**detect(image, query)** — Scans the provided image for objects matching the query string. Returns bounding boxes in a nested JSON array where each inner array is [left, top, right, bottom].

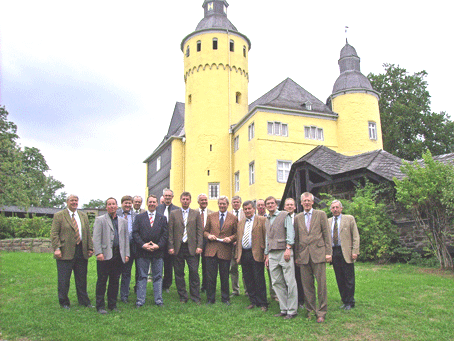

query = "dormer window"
[[302, 101, 312, 110], [207, 2, 214, 11]]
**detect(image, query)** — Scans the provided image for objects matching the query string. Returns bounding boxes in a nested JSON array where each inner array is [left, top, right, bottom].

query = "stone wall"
[[0, 238, 53, 253]]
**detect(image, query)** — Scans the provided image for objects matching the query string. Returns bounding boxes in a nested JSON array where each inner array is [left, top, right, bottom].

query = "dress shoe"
[[121, 298, 128, 304], [156, 303, 164, 307], [316, 316, 325, 323], [110, 307, 120, 312], [274, 312, 287, 317], [283, 313, 298, 320], [61, 305, 70, 310], [260, 306, 268, 312], [224, 301, 231, 306], [136, 304, 143, 309], [344, 304, 352, 311], [206, 301, 215, 305], [98, 309, 107, 315], [180, 299, 188, 303], [246, 304, 255, 309], [230, 293, 240, 297], [84, 304, 95, 308]]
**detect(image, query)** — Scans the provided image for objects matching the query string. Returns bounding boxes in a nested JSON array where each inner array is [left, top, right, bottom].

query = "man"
[[133, 195, 146, 214], [294, 192, 332, 323], [235, 201, 267, 312], [284, 198, 304, 309], [230, 195, 246, 297], [156, 188, 180, 292], [328, 200, 360, 311], [93, 198, 130, 314], [133, 195, 168, 307], [264, 196, 298, 319], [256, 199, 267, 217], [197, 193, 213, 293], [117, 195, 137, 303], [168, 192, 203, 303], [204, 196, 237, 305], [51, 194, 93, 310]]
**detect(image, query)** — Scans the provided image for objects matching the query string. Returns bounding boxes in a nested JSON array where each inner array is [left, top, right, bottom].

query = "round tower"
[[181, 0, 251, 202], [330, 42, 383, 155]]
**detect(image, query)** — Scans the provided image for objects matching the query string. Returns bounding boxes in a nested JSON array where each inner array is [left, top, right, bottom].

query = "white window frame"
[[233, 135, 239, 152], [156, 156, 161, 171], [369, 121, 377, 140], [277, 160, 291, 183], [208, 183, 220, 200], [304, 126, 324, 141], [249, 162, 255, 185], [248, 122, 255, 140], [267, 121, 288, 137], [234, 171, 240, 192]]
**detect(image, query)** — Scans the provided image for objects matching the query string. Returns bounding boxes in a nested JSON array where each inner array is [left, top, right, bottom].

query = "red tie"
[[149, 214, 154, 227]]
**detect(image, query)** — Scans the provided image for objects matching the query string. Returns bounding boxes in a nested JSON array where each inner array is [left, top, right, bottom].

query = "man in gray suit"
[[294, 192, 332, 323], [168, 192, 203, 303], [93, 197, 130, 314]]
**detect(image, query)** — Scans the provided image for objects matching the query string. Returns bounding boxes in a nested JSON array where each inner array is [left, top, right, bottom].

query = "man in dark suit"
[[117, 195, 137, 303], [51, 194, 93, 310], [328, 200, 360, 311], [93, 197, 130, 314], [133, 195, 168, 307], [235, 201, 267, 311], [294, 192, 332, 323], [204, 196, 237, 305], [168, 192, 203, 303], [156, 188, 180, 292], [198, 193, 213, 293], [230, 196, 246, 297]]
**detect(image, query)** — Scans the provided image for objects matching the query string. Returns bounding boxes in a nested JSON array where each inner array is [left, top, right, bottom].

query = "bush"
[[0, 215, 53, 239]]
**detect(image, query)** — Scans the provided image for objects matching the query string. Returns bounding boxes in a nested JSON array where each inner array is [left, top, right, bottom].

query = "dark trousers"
[[294, 262, 305, 305], [200, 239, 208, 291], [56, 243, 90, 307], [240, 249, 267, 307], [162, 250, 174, 290], [332, 246, 355, 306], [120, 240, 137, 300], [206, 256, 230, 303], [96, 254, 123, 310], [174, 243, 200, 302]]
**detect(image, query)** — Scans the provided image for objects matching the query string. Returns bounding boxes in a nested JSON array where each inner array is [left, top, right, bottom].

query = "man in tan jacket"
[[328, 200, 360, 311]]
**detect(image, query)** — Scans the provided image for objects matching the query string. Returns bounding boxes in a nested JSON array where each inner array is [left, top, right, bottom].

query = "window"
[[208, 183, 220, 200], [188, 94, 192, 104], [156, 156, 161, 171], [277, 160, 291, 183], [249, 162, 255, 185], [197, 40, 201, 52], [233, 135, 239, 152], [304, 126, 324, 141], [369, 122, 377, 140], [234, 171, 240, 192], [267, 121, 288, 137], [243, 46, 246, 57], [213, 38, 218, 50], [248, 122, 255, 140], [207, 2, 213, 11], [302, 101, 312, 110], [186, 45, 190, 57], [236, 92, 241, 104], [230, 39, 234, 52]]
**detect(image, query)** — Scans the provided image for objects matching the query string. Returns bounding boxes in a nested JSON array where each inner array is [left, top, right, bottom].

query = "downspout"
[[227, 29, 233, 200]]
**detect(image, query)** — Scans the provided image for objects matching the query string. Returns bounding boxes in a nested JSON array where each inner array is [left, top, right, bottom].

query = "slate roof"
[[249, 78, 335, 115], [293, 145, 406, 181], [0, 206, 62, 215]]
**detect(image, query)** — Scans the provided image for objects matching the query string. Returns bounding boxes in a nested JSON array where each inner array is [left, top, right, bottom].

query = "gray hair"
[[218, 195, 229, 205], [300, 192, 314, 201], [330, 199, 343, 208]]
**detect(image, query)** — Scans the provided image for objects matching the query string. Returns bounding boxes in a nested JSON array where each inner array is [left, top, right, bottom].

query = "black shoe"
[[223, 301, 231, 306], [110, 307, 120, 312], [61, 305, 70, 310], [156, 303, 164, 307], [283, 313, 298, 320], [344, 304, 352, 311], [180, 299, 188, 303], [274, 312, 287, 317], [98, 309, 107, 314], [206, 301, 215, 305]]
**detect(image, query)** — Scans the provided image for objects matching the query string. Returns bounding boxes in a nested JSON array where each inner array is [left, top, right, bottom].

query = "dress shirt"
[[148, 210, 156, 223], [264, 210, 294, 254], [242, 215, 254, 249], [67, 208, 82, 240], [121, 210, 133, 237], [199, 208, 207, 227]]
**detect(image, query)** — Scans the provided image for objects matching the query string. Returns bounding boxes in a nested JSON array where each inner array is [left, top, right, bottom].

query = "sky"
[[0, 0, 452, 207]]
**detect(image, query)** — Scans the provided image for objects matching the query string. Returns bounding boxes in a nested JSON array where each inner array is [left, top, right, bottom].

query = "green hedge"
[[0, 215, 53, 239]]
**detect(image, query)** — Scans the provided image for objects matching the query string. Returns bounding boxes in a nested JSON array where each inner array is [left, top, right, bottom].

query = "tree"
[[82, 199, 106, 209], [394, 150, 454, 270], [368, 64, 454, 160], [0, 106, 66, 208]]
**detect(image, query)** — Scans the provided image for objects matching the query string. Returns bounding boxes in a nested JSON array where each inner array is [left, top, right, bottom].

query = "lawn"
[[0, 252, 453, 341]]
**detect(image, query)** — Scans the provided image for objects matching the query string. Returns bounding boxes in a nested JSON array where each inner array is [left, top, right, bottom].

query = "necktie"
[[305, 212, 311, 232], [235, 210, 239, 217], [333, 217, 339, 246], [124, 213, 128, 220], [220, 213, 224, 230], [72, 213, 81, 244], [149, 213, 154, 227], [242, 219, 252, 249], [201, 209, 205, 227], [182, 210, 188, 243]]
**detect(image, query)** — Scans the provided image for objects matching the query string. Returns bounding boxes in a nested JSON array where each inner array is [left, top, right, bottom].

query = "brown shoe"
[[261, 306, 268, 312], [316, 317, 325, 323], [274, 312, 287, 317], [246, 304, 255, 309], [283, 313, 298, 320]]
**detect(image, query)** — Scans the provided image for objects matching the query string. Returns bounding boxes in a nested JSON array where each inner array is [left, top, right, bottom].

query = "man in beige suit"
[[198, 193, 213, 293], [328, 200, 360, 310], [168, 192, 203, 303], [235, 201, 267, 311], [294, 192, 332, 323], [51, 194, 93, 310]]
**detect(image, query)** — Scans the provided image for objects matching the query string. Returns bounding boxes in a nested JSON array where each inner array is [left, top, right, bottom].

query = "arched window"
[[197, 40, 201, 52], [230, 39, 234, 52]]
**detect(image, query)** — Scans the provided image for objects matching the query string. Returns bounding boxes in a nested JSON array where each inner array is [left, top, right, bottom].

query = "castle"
[[144, 0, 383, 208]]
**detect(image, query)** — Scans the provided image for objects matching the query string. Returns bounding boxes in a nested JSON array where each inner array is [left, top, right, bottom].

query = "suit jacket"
[[93, 213, 130, 263], [156, 203, 180, 222], [132, 211, 168, 259], [51, 209, 93, 260], [168, 208, 203, 256], [203, 211, 237, 260], [328, 215, 360, 263], [230, 208, 246, 222], [294, 209, 332, 265], [199, 208, 214, 228], [235, 215, 266, 263]]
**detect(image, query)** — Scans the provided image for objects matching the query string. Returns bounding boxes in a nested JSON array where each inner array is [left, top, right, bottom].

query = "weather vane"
[[345, 26, 349, 43]]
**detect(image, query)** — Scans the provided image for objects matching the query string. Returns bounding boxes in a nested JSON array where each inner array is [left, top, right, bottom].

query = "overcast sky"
[[1, 0, 452, 206]]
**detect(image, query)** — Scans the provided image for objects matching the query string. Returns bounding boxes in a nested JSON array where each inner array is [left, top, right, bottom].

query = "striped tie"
[[182, 210, 188, 243], [242, 219, 252, 249], [333, 217, 339, 245], [72, 213, 81, 245], [149, 213, 154, 227]]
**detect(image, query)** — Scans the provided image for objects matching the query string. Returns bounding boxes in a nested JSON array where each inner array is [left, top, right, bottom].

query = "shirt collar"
[[67, 208, 77, 216], [305, 209, 313, 215]]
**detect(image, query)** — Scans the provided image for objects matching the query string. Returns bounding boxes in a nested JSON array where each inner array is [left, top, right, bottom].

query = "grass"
[[1, 252, 453, 341]]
